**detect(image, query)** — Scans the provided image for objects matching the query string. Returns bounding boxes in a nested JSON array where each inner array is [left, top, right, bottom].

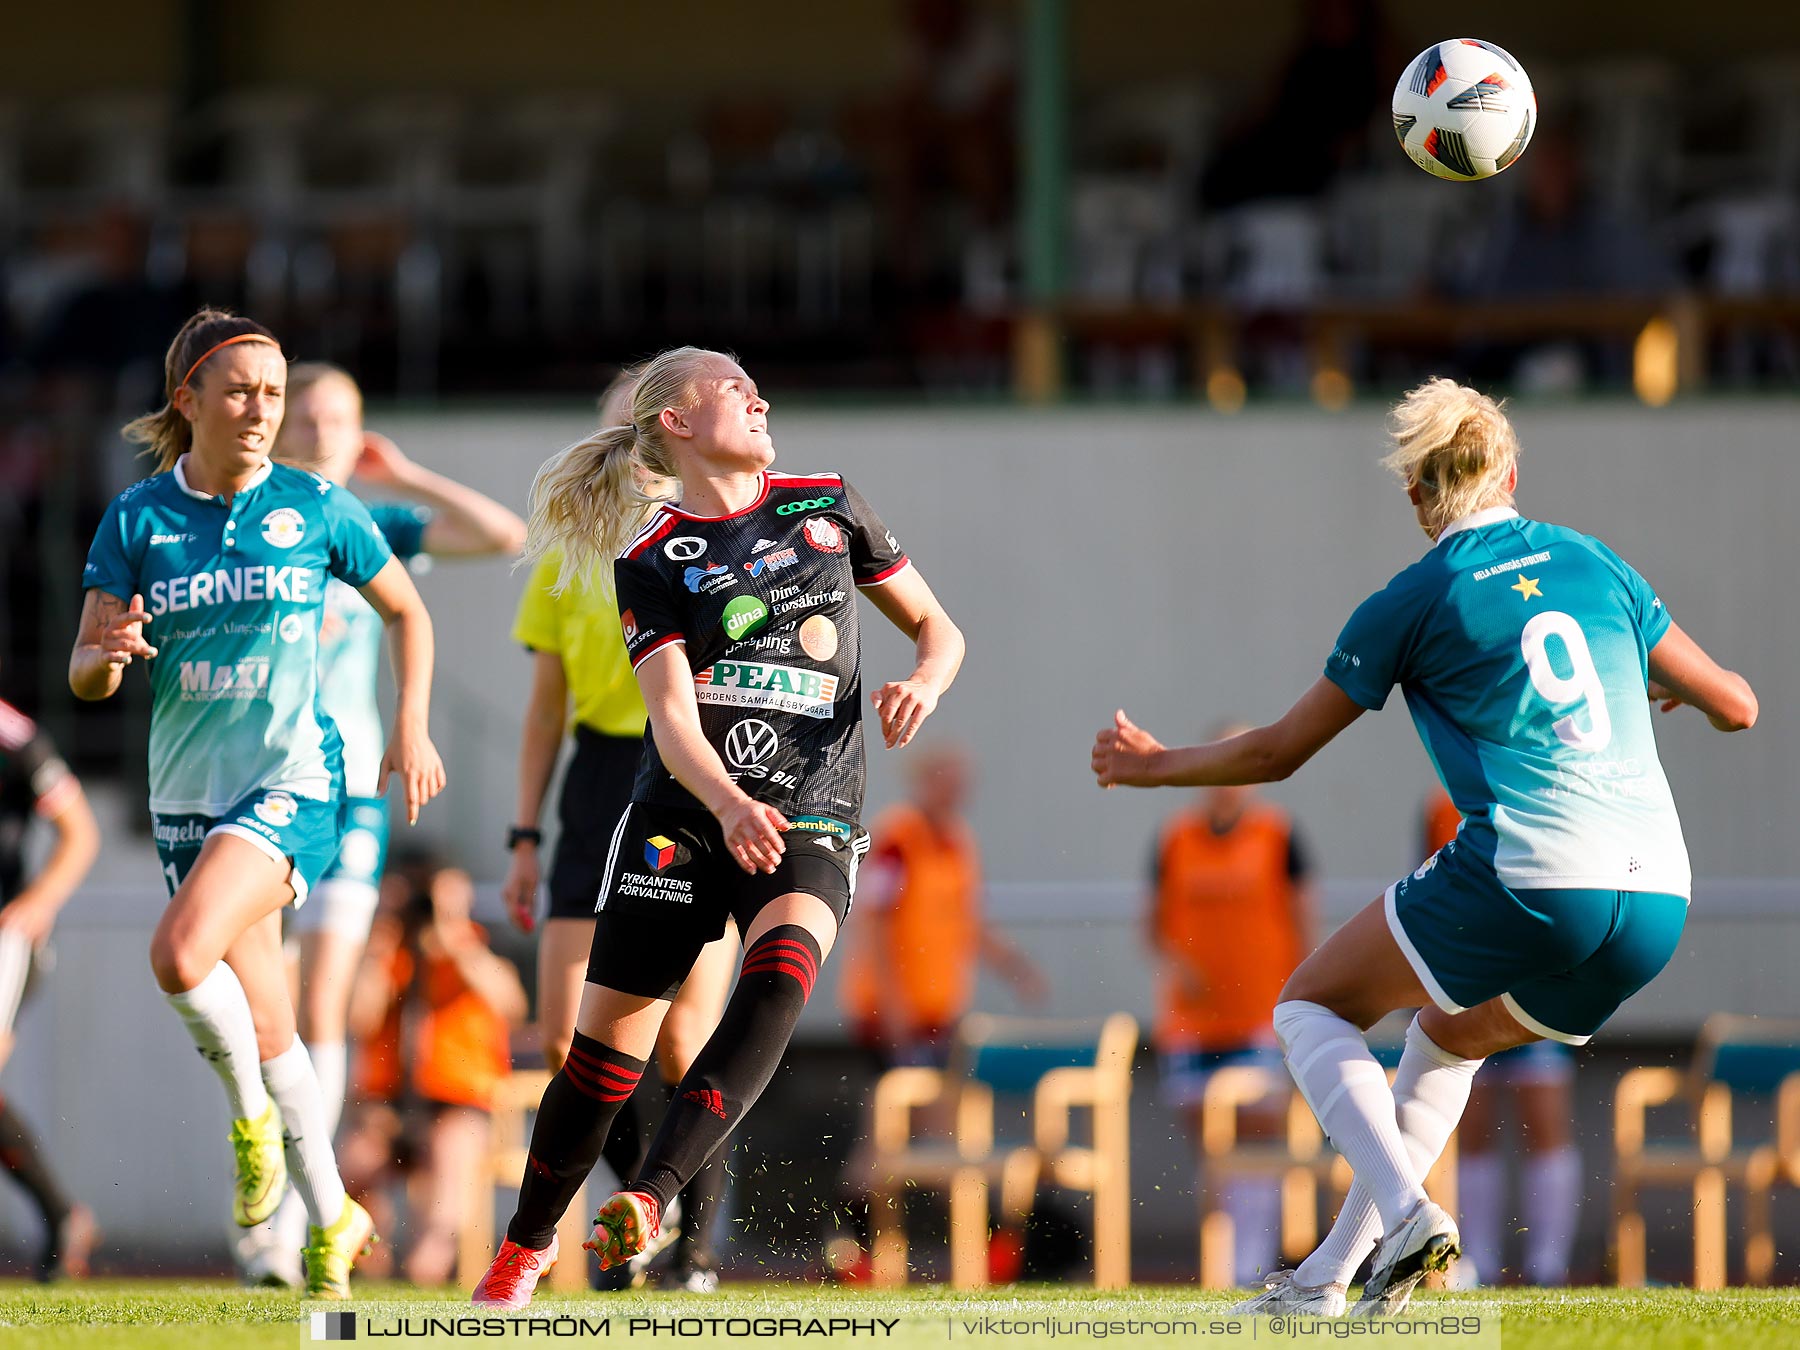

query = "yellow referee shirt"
[[511, 556, 648, 738]]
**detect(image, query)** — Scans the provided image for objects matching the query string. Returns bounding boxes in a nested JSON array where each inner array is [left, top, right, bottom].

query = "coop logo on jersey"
[[722, 595, 770, 642], [278, 613, 306, 644], [684, 563, 738, 596], [664, 536, 707, 561], [177, 657, 270, 702], [776, 496, 835, 517], [252, 791, 298, 830], [260, 508, 306, 549], [802, 517, 846, 554], [692, 661, 838, 719], [744, 547, 798, 578]]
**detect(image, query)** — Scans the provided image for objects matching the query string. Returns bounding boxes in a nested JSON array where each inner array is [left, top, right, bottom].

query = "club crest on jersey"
[[802, 517, 846, 554], [684, 562, 738, 595], [261, 508, 306, 548], [252, 791, 298, 830], [664, 536, 707, 562]]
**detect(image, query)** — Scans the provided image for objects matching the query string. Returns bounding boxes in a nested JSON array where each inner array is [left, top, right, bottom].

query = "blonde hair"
[[523, 346, 732, 594], [122, 308, 281, 473], [1381, 378, 1519, 534], [286, 361, 361, 410]]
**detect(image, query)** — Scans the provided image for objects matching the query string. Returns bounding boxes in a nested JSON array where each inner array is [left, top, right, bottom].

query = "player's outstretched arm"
[[1092, 677, 1365, 789], [635, 645, 790, 876], [360, 556, 447, 823], [69, 589, 157, 702], [356, 431, 527, 557], [1647, 621, 1758, 732], [863, 566, 964, 749]]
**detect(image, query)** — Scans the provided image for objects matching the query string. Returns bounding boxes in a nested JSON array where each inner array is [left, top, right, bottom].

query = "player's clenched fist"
[[1091, 709, 1166, 788]]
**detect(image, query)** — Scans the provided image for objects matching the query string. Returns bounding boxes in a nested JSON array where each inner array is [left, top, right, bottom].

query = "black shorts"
[[548, 727, 643, 921], [586, 802, 869, 999]]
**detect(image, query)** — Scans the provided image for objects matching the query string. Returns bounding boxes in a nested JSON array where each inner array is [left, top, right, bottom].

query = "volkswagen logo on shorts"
[[664, 536, 707, 561], [725, 719, 779, 769]]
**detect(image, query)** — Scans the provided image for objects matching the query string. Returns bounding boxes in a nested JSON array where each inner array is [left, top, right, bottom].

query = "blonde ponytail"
[[1381, 378, 1519, 534], [521, 345, 732, 595], [123, 308, 281, 473]]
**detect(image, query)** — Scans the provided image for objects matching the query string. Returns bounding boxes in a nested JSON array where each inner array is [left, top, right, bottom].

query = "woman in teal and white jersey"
[[69, 309, 447, 1298], [1093, 378, 1756, 1318], [229, 362, 522, 1284]]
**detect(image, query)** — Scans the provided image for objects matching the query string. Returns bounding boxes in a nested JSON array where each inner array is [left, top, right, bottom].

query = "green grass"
[[0, 1281, 1794, 1349]]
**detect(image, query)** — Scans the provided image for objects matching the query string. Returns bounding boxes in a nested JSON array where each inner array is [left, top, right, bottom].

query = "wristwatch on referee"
[[506, 826, 543, 851]]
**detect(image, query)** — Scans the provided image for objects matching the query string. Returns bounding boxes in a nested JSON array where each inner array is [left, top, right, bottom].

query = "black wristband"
[[506, 826, 543, 851]]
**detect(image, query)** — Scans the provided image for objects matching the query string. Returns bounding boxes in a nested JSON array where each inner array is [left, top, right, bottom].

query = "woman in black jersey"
[[473, 347, 963, 1307]]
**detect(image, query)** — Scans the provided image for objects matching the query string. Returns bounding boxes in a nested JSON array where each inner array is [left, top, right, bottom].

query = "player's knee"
[[658, 1003, 713, 1072], [148, 931, 211, 994]]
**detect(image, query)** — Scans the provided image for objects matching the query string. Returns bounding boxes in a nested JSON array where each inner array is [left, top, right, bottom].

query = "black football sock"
[[507, 1034, 647, 1250], [0, 1097, 72, 1233], [631, 925, 822, 1214], [598, 1089, 644, 1188]]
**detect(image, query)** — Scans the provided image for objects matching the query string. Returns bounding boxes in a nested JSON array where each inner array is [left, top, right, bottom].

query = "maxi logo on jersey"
[[177, 657, 270, 702], [692, 661, 839, 719]]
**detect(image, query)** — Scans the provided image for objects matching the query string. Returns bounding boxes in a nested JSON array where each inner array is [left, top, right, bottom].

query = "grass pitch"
[[0, 1281, 1794, 1349]]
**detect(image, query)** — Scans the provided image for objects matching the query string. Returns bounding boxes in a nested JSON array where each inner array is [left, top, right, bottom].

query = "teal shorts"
[[152, 788, 345, 907], [1385, 837, 1687, 1045], [318, 797, 390, 889]]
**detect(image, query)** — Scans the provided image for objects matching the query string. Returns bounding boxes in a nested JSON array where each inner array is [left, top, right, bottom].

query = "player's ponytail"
[[522, 346, 725, 594], [123, 308, 281, 473], [1381, 377, 1519, 535]]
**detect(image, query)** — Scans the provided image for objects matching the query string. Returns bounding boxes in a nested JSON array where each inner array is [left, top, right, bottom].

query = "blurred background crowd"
[[2, 0, 1799, 1294]]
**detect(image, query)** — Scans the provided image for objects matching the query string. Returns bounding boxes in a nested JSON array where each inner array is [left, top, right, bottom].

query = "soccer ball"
[[1391, 39, 1536, 181]]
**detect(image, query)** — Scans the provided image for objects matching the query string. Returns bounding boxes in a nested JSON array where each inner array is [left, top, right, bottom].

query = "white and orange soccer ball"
[[1391, 39, 1536, 181]]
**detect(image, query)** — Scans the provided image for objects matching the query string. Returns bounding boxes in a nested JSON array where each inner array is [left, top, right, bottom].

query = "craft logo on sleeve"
[[260, 507, 306, 548], [801, 516, 847, 554]]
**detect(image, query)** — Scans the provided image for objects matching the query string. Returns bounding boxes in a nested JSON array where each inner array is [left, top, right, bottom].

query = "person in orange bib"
[[840, 745, 1043, 1067], [1149, 753, 1315, 1285]]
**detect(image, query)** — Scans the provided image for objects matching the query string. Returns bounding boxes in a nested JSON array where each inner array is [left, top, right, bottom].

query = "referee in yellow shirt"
[[499, 375, 738, 1291]]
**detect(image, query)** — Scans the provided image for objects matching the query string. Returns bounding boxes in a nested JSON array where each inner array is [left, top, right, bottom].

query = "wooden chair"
[[1745, 1068, 1800, 1282], [863, 1012, 1138, 1290], [457, 1070, 592, 1292], [1613, 1015, 1800, 1287], [1194, 1065, 1328, 1286]]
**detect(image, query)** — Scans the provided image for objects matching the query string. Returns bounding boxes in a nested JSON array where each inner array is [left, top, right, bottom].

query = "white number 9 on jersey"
[[1520, 611, 1613, 752]]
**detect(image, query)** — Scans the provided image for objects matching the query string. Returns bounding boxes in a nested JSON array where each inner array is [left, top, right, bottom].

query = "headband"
[[177, 333, 281, 394]]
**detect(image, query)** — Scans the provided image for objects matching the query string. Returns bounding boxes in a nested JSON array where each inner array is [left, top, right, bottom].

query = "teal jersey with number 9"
[[1325, 506, 1688, 896]]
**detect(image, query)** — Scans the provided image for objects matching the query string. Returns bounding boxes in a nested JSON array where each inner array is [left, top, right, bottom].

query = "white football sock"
[[1274, 1001, 1424, 1232], [1456, 1153, 1505, 1284], [1295, 1015, 1483, 1286], [1521, 1146, 1580, 1285], [1222, 1177, 1282, 1284], [304, 1039, 349, 1137], [261, 1037, 347, 1230], [166, 964, 270, 1121]]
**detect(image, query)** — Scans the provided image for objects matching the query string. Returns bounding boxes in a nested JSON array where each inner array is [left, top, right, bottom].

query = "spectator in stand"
[[840, 744, 1044, 1067], [343, 853, 526, 1285], [1148, 742, 1315, 1285], [1422, 791, 1581, 1287]]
